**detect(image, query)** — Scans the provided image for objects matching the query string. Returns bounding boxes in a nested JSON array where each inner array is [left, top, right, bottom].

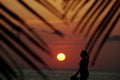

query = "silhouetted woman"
[[74, 50, 89, 80]]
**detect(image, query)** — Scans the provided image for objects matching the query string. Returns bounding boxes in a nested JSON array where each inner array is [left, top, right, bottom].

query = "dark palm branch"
[[1, 3, 50, 48], [91, 9, 120, 65], [70, 0, 90, 22], [36, 0, 62, 20], [0, 45, 24, 80], [0, 25, 47, 80], [85, 0, 119, 54], [0, 56, 18, 80], [84, 0, 111, 37], [18, 0, 64, 37]]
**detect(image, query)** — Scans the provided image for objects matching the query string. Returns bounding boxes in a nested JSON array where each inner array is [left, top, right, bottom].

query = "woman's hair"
[[80, 50, 88, 58]]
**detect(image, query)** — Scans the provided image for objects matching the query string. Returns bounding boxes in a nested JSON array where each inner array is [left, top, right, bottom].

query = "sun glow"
[[57, 53, 66, 61]]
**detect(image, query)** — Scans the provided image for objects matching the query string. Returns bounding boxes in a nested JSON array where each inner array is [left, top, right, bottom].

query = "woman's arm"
[[74, 68, 80, 76]]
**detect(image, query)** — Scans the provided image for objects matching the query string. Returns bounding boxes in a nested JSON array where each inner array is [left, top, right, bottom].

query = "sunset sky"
[[1, 0, 120, 72]]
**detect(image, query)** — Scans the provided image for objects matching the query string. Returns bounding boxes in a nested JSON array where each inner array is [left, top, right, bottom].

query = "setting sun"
[[57, 53, 66, 61]]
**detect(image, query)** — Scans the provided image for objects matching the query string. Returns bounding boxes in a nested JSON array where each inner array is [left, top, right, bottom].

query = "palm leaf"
[[1, 14, 51, 54], [0, 25, 48, 67], [71, 0, 90, 22], [92, 9, 120, 66], [36, 0, 62, 20], [0, 56, 18, 80], [86, 0, 119, 54], [18, 0, 64, 37], [0, 45, 24, 80], [79, 0, 105, 33], [0, 3, 49, 47], [73, 0, 97, 33], [84, 0, 111, 37], [0, 29, 47, 80]]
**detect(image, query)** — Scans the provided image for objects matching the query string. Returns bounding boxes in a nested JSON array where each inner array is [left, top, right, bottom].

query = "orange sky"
[[1, 0, 120, 72]]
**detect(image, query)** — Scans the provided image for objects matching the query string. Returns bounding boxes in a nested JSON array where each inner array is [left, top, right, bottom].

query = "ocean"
[[1, 68, 120, 80]]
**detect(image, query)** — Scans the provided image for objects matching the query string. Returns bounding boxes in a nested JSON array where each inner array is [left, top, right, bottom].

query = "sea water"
[[1, 68, 120, 80]]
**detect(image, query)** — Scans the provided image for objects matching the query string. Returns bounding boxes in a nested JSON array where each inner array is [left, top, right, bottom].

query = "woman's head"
[[80, 50, 88, 58]]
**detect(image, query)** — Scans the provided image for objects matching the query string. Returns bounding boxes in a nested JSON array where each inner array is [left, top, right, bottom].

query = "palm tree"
[[0, 0, 119, 80]]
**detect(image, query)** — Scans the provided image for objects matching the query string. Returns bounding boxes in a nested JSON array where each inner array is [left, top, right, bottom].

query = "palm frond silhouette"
[[0, 0, 119, 80]]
